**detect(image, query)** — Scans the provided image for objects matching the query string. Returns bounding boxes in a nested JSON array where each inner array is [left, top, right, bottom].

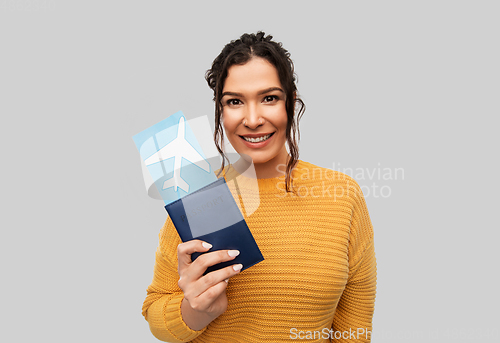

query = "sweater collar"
[[219, 160, 307, 193]]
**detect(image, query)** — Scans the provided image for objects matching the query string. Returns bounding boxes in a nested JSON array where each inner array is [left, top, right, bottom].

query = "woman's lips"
[[239, 132, 275, 148]]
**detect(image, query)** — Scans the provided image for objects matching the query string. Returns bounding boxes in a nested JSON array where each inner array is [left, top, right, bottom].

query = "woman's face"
[[221, 57, 288, 175]]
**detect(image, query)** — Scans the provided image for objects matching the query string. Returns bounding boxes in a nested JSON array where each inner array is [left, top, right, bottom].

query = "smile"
[[240, 133, 274, 143]]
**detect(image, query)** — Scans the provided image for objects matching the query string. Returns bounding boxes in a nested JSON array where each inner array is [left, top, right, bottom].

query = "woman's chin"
[[237, 153, 253, 163]]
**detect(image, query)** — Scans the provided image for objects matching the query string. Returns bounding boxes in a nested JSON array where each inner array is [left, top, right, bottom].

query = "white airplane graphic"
[[145, 117, 210, 193]]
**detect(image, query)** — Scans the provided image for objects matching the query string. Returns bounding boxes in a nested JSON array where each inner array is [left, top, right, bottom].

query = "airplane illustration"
[[144, 117, 210, 193]]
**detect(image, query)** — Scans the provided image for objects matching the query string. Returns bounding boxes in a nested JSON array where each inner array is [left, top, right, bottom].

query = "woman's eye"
[[263, 95, 278, 103], [226, 99, 241, 106]]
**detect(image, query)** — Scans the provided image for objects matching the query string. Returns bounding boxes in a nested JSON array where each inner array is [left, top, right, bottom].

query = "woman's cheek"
[[268, 104, 288, 127], [222, 109, 241, 129]]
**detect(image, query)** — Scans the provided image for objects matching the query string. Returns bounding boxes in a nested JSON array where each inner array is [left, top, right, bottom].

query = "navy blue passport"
[[165, 177, 264, 274]]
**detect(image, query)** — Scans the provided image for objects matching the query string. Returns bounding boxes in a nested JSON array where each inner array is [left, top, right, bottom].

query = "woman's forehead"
[[223, 57, 281, 94]]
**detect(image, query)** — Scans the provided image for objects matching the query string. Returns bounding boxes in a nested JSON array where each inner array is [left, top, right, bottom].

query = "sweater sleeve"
[[332, 179, 377, 342], [142, 217, 206, 342]]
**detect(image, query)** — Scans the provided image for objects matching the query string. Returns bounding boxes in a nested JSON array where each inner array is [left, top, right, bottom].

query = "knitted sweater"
[[142, 160, 376, 342]]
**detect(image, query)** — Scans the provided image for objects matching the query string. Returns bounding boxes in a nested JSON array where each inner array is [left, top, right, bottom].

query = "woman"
[[142, 32, 376, 342]]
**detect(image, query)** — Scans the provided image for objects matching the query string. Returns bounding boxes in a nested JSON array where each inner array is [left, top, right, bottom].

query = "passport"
[[165, 177, 264, 274]]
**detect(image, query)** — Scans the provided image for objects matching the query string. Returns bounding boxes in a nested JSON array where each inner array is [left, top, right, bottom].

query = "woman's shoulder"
[[294, 160, 365, 205]]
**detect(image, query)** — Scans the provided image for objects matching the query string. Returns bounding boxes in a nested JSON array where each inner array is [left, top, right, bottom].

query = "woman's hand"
[[177, 240, 242, 330]]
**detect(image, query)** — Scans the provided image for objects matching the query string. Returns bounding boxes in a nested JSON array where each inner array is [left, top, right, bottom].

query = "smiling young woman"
[[220, 57, 289, 178], [142, 32, 377, 343], [208, 32, 305, 193]]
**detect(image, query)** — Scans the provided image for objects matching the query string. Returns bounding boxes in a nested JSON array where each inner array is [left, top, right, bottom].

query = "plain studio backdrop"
[[1, 1, 498, 342]]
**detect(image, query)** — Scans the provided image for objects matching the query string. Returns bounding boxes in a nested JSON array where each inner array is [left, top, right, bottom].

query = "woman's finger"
[[188, 249, 240, 277], [184, 263, 243, 312], [177, 240, 212, 273], [187, 280, 229, 313], [178, 248, 242, 296]]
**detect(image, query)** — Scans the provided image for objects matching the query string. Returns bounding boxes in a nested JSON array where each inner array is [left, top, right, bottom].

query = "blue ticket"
[[133, 111, 217, 205]]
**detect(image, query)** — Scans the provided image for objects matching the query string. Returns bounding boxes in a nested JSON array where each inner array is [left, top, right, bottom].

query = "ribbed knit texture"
[[142, 160, 376, 342]]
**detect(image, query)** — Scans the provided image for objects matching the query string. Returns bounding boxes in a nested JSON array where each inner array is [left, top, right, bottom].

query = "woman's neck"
[[232, 149, 290, 179]]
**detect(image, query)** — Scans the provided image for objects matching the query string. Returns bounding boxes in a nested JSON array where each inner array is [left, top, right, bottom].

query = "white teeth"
[[242, 133, 272, 143]]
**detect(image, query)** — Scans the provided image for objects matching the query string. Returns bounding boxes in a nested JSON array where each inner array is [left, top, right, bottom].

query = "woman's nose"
[[243, 104, 263, 128]]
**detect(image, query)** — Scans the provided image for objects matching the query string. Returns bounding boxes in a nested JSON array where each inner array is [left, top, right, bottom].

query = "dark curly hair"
[[205, 31, 305, 192]]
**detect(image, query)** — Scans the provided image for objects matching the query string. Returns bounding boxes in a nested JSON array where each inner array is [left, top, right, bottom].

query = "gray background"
[[1, 1, 498, 342]]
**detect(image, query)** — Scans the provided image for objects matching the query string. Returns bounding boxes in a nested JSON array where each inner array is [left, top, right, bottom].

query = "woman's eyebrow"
[[222, 87, 284, 98], [221, 91, 243, 97], [257, 87, 284, 95]]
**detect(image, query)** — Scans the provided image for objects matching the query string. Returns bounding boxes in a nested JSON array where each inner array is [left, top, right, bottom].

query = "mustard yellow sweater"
[[142, 160, 376, 342]]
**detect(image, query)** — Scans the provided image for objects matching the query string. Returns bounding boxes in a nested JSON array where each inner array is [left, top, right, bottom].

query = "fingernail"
[[228, 250, 240, 257], [202, 242, 212, 249], [225, 279, 229, 283], [233, 264, 243, 271]]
